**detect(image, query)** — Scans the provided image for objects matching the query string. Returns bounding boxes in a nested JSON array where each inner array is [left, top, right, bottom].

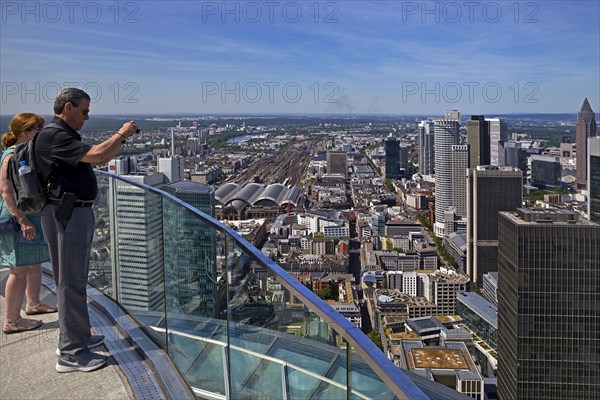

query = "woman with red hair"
[[1, 113, 57, 334]]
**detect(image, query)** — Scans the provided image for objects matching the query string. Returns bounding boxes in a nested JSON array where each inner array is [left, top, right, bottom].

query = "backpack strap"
[[1, 147, 15, 165]]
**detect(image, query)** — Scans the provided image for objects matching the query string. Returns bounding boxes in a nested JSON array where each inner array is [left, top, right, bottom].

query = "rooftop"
[[456, 292, 498, 329], [408, 349, 470, 370]]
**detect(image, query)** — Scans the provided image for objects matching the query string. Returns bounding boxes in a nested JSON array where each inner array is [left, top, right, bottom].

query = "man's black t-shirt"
[[35, 117, 97, 201]]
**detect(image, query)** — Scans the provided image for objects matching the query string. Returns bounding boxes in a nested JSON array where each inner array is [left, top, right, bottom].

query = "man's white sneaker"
[[55, 352, 107, 373]]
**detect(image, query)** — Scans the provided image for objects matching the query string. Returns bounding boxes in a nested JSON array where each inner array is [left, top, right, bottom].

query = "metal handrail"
[[95, 170, 465, 400]]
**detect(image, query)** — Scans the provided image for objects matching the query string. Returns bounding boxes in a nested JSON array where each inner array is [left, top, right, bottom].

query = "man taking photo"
[[36, 87, 137, 373]]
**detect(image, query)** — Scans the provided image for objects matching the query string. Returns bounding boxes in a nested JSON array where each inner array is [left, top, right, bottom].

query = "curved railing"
[[89, 170, 467, 400]]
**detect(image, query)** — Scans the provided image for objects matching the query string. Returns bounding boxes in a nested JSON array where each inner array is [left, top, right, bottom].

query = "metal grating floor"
[[42, 274, 166, 400]]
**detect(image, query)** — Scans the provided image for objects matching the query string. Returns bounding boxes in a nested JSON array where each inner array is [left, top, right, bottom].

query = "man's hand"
[[118, 121, 138, 140]]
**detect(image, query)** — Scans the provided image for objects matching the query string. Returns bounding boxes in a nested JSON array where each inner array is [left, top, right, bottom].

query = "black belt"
[[47, 198, 95, 208]]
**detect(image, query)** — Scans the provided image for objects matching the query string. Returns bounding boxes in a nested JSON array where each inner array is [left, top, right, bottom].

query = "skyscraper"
[[466, 166, 522, 284], [110, 173, 167, 311], [418, 120, 435, 175], [588, 136, 600, 223], [398, 145, 409, 173], [163, 181, 217, 317], [576, 98, 597, 189], [451, 145, 469, 218], [467, 115, 490, 168], [158, 156, 185, 183], [487, 118, 507, 166], [385, 138, 400, 179], [497, 208, 600, 400], [327, 150, 347, 177], [434, 112, 460, 237]]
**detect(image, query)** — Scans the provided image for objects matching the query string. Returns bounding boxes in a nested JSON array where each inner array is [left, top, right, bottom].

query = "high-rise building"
[[589, 136, 600, 223], [467, 115, 490, 168], [497, 208, 600, 400], [418, 120, 435, 175], [466, 166, 522, 284], [327, 150, 347, 177], [576, 98, 597, 189], [451, 145, 469, 218], [385, 138, 400, 179], [158, 156, 185, 183], [110, 173, 167, 311], [398, 145, 409, 173], [434, 113, 460, 237], [530, 154, 561, 189], [487, 118, 507, 166], [162, 181, 217, 317], [504, 141, 527, 173]]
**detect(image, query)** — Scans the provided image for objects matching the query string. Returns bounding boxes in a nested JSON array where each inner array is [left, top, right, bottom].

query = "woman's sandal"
[[25, 303, 58, 315], [2, 317, 43, 334]]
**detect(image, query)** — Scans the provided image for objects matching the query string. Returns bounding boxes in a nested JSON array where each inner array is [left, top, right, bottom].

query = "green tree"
[[384, 179, 395, 192], [369, 330, 383, 351], [316, 287, 334, 300]]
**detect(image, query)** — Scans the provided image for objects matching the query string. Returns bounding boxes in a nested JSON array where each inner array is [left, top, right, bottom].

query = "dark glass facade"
[[497, 209, 600, 400], [385, 138, 400, 179], [466, 167, 522, 284], [530, 156, 561, 189], [467, 116, 491, 168], [163, 181, 217, 318], [590, 152, 600, 223]]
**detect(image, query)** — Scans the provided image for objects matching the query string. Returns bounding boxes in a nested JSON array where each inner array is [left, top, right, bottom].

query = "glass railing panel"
[[349, 349, 397, 400], [229, 348, 284, 400], [220, 234, 353, 399], [90, 172, 115, 297], [160, 195, 227, 397]]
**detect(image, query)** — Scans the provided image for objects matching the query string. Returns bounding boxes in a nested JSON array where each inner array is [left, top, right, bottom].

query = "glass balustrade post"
[[224, 234, 236, 399], [346, 339, 352, 400]]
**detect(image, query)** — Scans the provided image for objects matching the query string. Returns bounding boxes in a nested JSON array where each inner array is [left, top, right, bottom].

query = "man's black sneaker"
[[55, 352, 107, 373], [55, 334, 106, 356]]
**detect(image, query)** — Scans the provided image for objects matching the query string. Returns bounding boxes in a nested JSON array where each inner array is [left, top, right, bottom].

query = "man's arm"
[[80, 121, 137, 165]]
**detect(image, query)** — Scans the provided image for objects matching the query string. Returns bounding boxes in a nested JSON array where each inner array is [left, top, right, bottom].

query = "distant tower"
[[466, 166, 522, 284], [497, 209, 600, 400], [467, 115, 490, 168], [576, 98, 597, 189], [162, 181, 217, 318], [434, 112, 460, 237], [385, 137, 400, 179], [158, 128, 185, 183], [398, 145, 409, 173], [487, 118, 507, 166], [326, 150, 347, 177], [418, 120, 435, 175], [588, 136, 600, 223]]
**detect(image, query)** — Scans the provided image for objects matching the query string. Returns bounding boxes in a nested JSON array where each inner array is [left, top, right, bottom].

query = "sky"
[[1, 0, 599, 116]]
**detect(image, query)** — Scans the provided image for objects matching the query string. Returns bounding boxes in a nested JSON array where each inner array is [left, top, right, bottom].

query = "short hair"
[[53, 88, 91, 115]]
